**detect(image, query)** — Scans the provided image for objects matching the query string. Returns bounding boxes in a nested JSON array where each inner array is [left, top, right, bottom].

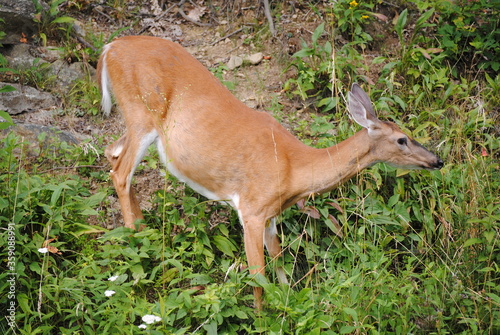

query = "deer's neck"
[[292, 129, 376, 201]]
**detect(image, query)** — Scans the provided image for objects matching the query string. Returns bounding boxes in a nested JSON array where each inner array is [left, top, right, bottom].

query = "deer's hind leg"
[[264, 218, 288, 284], [105, 128, 158, 229]]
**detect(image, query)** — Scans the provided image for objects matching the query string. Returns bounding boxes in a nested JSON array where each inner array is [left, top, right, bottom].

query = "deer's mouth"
[[421, 159, 444, 170]]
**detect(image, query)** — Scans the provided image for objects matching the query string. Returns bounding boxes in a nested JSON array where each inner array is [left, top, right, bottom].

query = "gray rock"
[[0, 82, 58, 115], [0, 0, 38, 44], [246, 52, 263, 65], [1, 123, 79, 157], [5, 45, 92, 94], [7, 123, 78, 144], [49, 60, 92, 92], [4, 43, 39, 69], [227, 55, 243, 70]]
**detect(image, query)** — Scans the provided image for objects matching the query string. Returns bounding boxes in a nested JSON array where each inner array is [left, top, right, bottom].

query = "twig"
[[73, 33, 97, 52], [291, 263, 318, 289], [178, 0, 212, 27], [137, 2, 178, 35], [210, 28, 242, 45], [93, 6, 114, 23], [262, 0, 276, 36]]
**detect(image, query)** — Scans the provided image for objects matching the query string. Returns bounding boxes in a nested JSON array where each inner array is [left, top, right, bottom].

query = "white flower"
[[104, 290, 116, 297], [108, 275, 119, 282], [142, 314, 161, 324], [138, 324, 147, 329], [38, 248, 48, 253]]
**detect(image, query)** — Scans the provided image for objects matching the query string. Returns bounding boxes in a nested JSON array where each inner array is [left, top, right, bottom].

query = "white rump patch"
[[110, 143, 123, 158]]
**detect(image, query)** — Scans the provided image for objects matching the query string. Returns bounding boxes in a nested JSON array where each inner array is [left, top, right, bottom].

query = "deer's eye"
[[397, 137, 408, 146]]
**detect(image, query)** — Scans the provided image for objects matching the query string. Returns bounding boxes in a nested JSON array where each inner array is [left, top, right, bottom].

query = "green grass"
[[0, 127, 497, 333], [1, 0, 499, 333]]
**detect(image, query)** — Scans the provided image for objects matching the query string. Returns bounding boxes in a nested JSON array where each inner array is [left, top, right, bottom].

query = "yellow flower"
[[362, 15, 369, 19], [349, 0, 359, 7]]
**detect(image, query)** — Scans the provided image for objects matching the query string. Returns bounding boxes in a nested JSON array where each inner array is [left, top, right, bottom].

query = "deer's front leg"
[[242, 215, 266, 309]]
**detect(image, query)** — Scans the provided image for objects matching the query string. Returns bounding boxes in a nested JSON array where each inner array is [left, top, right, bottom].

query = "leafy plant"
[[284, 23, 334, 102], [436, 0, 500, 72], [59, 27, 130, 64], [0, 19, 6, 43], [0, 85, 15, 130], [284, 0, 382, 113], [33, 0, 76, 46], [330, 0, 380, 47], [0, 110, 13, 129], [67, 78, 101, 116], [394, 8, 445, 79], [210, 64, 236, 91], [16, 58, 56, 90]]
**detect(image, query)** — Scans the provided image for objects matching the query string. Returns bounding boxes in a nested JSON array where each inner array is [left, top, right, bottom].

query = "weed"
[[210, 63, 236, 91], [67, 77, 101, 116], [284, 22, 334, 102], [330, 0, 377, 47], [0, 85, 15, 129], [32, 0, 75, 46], [436, 0, 500, 72], [16, 58, 56, 90]]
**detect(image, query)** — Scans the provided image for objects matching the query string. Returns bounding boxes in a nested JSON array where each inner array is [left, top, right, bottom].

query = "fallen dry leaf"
[[187, 6, 206, 22]]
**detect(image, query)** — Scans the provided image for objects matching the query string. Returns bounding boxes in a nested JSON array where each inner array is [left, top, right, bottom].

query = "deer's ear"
[[348, 83, 380, 131]]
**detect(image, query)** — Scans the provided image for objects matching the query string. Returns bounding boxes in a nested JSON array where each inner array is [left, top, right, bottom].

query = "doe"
[[97, 36, 443, 308]]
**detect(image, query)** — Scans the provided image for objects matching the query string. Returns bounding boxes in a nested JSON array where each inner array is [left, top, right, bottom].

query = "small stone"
[[227, 55, 243, 70], [246, 52, 264, 65]]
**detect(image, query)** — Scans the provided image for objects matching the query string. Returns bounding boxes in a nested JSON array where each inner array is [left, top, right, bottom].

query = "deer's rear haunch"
[[97, 35, 443, 308]]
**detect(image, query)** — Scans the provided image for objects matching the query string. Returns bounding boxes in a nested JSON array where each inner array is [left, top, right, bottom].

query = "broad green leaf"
[[0, 84, 16, 93], [343, 307, 358, 321], [463, 238, 482, 247], [486, 292, 500, 304], [292, 48, 314, 58], [18, 293, 31, 314], [415, 9, 435, 31], [395, 9, 408, 39], [0, 110, 14, 129], [340, 325, 357, 334], [213, 235, 236, 257], [312, 22, 325, 44], [483, 231, 495, 243], [50, 184, 65, 206], [203, 321, 217, 335], [51, 16, 75, 24], [69, 223, 108, 237]]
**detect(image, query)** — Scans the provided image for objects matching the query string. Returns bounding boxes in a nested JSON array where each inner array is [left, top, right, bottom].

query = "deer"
[[96, 35, 444, 309]]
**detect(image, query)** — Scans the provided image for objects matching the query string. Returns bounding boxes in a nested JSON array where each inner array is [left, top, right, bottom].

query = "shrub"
[[436, 0, 500, 72]]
